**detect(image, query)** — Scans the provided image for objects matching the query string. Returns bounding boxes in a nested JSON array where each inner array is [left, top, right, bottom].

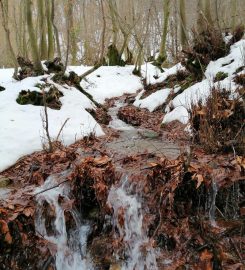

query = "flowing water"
[[34, 172, 94, 270], [208, 180, 218, 226], [34, 173, 159, 269], [33, 100, 178, 269], [108, 176, 158, 270], [107, 100, 181, 159]]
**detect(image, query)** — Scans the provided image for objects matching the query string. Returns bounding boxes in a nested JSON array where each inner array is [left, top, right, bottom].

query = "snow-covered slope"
[[0, 66, 142, 172], [163, 40, 245, 124], [0, 39, 244, 172], [133, 39, 244, 124]]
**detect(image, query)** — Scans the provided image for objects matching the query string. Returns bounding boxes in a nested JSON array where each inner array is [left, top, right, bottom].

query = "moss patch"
[[214, 72, 228, 82], [16, 86, 63, 110]]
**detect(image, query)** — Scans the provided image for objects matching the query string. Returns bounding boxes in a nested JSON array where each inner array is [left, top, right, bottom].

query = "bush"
[[181, 28, 229, 80], [189, 87, 245, 154]]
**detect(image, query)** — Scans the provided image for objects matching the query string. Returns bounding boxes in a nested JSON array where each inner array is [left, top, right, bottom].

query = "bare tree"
[[156, 0, 170, 66], [46, 0, 54, 60], [204, 0, 213, 26], [179, 0, 187, 48], [0, 0, 18, 78], [51, 0, 61, 58], [38, 0, 48, 59], [26, 0, 43, 72]]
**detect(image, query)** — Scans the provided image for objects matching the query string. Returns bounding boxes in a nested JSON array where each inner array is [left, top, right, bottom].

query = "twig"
[[152, 189, 164, 238], [56, 118, 70, 141], [33, 179, 68, 197], [229, 238, 243, 262], [42, 89, 53, 152]]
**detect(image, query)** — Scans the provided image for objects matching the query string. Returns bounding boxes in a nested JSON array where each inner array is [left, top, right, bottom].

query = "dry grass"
[[189, 87, 245, 154]]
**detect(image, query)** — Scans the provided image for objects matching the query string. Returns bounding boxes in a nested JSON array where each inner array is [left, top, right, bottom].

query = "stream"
[[33, 99, 218, 269], [33, 99, 175, 269]]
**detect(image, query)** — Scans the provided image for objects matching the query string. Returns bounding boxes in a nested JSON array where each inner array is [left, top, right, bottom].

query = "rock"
[[138, 130, 160, 139], [0, 177, 11, 188], [110, 263, 121, 270], [0, 85, 5, 92]]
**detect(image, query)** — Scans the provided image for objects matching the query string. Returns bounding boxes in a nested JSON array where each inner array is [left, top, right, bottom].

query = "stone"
[[0, 177, 11, 188]]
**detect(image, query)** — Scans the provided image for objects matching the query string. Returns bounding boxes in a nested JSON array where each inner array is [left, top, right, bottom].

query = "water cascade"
[[34, 173, 94, 270], [108, 177, 158, 270]]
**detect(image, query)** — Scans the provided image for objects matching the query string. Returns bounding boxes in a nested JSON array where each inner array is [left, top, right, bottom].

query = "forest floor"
[[0, 90, 244, 269]]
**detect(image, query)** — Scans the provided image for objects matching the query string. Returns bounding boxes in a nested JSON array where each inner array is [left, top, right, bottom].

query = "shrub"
[[189, 87, 245, 154]]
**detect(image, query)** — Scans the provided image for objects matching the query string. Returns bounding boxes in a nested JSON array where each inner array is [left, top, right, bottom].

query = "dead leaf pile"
[[118, 105, 163, 131]]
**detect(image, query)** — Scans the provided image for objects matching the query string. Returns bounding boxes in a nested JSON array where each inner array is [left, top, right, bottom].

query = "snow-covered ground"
[[0, 66, 142, 172], [0, 39, 244, 172], [133, 39, 245, 124]]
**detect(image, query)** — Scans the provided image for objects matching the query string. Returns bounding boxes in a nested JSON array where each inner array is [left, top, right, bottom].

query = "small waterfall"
[[108, 176, 158, 270], [34, 172, 93, 270], [209, 180, 218, 226]]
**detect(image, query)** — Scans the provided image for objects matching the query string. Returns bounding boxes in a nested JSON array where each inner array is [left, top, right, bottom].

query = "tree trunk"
[[51, 0, 61, 58], [231, 0, 237, 30], [38, 0, 48, 60], [0, 0, 18, 78], [70, 5, 77, 65], [26, 0, 43, 72], [46, 0, 54, 60], [196, 0, 205, 33], [99, 0, 106, 63], [204, 0, 213, 26], [157, 0, 170, 66], [179, 0, 187, 48], [108, 0, 118, 46]]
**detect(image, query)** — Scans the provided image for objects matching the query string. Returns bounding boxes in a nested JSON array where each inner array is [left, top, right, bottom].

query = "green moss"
[[107, 44, 125, 66], [34, 83, 43, 89], [16, 86, 63, 110], [235, 66, 245, 74], [214, 72, 228, 82]]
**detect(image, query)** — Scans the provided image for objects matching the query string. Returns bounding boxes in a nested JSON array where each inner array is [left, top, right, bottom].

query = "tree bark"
[[157, 0, 170, 65], [196, 0, 205, 33], [38, 0, 48, 60], [0, 0, 18, 78], [51, 0, 61, 58], [179, 0, 187, 48], [204, 0, 213, 25], [46, 0, 54, 60], [26, 0, 43, 72]]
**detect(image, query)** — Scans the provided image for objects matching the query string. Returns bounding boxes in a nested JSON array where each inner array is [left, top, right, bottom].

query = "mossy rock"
[[0, 177, 11, 188], [214, 72, 228, 82], [0, 85, 5, 92], [16, 86, 63, 110]]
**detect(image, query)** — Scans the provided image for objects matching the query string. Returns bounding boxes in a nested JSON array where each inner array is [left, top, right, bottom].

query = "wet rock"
[[0, 177, 11, 188], [90, 236, 114, 268], [138, 130, 160, 139], [110, 263, 121, 270]]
